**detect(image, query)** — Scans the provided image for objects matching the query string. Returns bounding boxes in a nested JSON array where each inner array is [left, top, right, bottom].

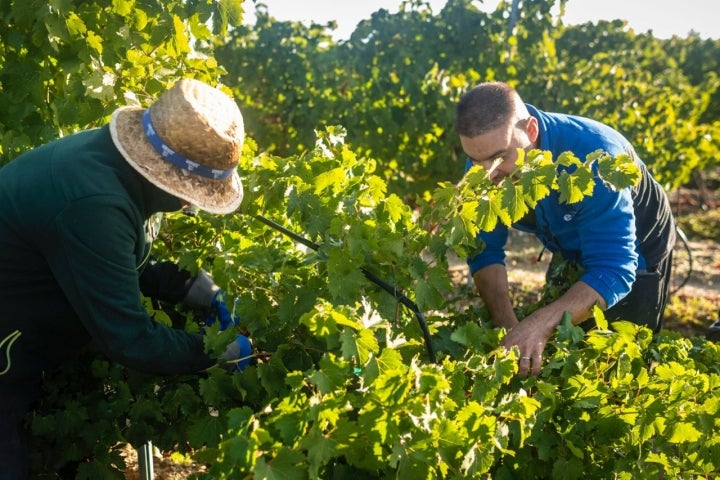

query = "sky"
[[241, 0, 719, 40]]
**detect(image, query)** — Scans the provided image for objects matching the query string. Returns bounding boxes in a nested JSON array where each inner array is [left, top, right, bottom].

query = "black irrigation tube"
[[254, 215, 437, 364], [670, 190, 694, 297], [671, 225, 693, 296]]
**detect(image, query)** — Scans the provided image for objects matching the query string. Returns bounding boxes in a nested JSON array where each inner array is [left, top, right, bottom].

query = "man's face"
[[460, 117, 538, 184]]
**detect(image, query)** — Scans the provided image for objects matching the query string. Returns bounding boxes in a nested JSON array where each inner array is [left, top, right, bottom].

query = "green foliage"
[[29, 130, 717, 479], [676, 207, 720, 241], [550, 45, 720, 190], [220, 0, 719, 197], [0, 0, 243, 164], [6, 0, 719, 477], [425, 148, 640, 259]]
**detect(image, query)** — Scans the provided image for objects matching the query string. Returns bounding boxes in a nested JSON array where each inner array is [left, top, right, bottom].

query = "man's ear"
[[525, 117, 539, 144]]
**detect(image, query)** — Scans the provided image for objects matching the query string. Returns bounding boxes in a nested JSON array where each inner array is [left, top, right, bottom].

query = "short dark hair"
[[455, 82, 519, 137]]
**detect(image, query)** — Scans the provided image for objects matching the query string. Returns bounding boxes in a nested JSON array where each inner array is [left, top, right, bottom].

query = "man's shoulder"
[[531, 106, 628, 157]]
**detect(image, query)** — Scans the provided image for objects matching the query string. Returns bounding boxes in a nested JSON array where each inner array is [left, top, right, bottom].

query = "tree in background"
[[0, 0, 244, 165], [223, 0, 720, 199]]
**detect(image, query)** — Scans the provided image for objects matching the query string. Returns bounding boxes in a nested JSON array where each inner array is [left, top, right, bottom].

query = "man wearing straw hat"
[[0, 78, 252, 479]]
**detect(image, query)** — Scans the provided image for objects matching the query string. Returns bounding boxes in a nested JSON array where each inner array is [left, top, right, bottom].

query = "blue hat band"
[[142, 108, 236, 180]]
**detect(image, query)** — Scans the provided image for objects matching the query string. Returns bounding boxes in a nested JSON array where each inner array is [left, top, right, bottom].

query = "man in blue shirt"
[[456, 81, 676, 377]]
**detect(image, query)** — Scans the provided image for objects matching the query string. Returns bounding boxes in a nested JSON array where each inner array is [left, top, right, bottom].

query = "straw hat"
[[110, 78, 244, 214]]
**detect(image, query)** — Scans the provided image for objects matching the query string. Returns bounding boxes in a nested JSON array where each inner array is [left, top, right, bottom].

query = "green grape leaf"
[[253, 448, 306, 480], [187, 415, 225, 447], [450, 323, 485, 348], [340, 327, 379, 364], [597, 152, 641, 190], [557, 167, 594, 204], [668, 422, 703, 443], [500, 179, 529, 223], [473, 197, 495, 231], [314, 167, 347, 194]]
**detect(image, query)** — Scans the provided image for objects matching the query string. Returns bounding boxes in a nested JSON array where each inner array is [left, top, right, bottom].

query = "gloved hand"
[[206, 290, 236, 331], [219, 334, 253, 371], [184, 270, 237, 331]]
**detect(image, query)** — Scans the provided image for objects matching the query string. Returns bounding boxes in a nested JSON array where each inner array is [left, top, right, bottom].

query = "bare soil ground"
[[122, 446, 207, 480]]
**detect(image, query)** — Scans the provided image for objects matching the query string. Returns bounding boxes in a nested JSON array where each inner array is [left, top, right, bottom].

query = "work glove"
[[219, 334, 253, 371], [205, 290, 236, 331], [184, 270, 237, 331], [186, 270, 251, 370]]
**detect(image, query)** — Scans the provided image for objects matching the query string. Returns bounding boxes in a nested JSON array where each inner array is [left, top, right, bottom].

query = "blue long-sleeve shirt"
[[467, 105, 675, 308]]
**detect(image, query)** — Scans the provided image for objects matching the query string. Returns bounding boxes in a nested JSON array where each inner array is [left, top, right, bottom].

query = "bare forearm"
[[473, 264, 518, 329], [532, 280, 606, 330], [502, 280, 606, 377]]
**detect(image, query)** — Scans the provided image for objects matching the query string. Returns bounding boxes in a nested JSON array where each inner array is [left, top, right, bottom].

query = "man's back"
[[0, 127, 147, 383]]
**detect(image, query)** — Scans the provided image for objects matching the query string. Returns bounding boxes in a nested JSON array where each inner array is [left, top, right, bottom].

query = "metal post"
[[137, 440, 154, 480]]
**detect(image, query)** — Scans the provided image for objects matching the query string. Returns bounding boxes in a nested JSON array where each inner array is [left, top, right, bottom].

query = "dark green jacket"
[[0, 126, 213, 387]]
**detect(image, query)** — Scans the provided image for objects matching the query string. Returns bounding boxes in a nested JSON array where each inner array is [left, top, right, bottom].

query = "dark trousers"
[[0, 385, 40, 480], [548, 252, 673, 334], [603, 251, 673, 333]]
